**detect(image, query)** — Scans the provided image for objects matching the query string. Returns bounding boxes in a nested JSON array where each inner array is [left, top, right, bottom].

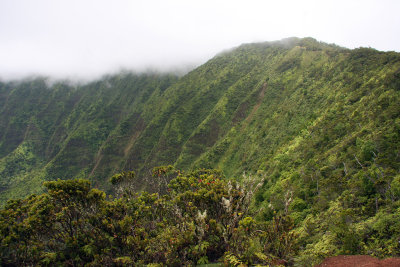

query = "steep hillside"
[[1, 37, 400, 264], [0, 73, 179, 202], [0, 37, 399, 204]]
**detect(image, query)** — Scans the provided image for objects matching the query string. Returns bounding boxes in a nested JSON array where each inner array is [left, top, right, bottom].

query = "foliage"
[[0, 168, 297, 266], [0, 37, 400, 265]]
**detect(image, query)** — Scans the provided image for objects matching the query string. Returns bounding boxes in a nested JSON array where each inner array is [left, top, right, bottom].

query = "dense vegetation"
[[0, 73, 179, 202], [0, 167, 298, 266], [1, 37, 400, 265]]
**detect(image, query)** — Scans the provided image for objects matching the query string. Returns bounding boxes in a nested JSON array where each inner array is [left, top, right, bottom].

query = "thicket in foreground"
[[0, 167, 298, 266]]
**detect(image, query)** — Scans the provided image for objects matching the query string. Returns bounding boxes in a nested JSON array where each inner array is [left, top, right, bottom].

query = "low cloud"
[[0, 0, 399, 81]]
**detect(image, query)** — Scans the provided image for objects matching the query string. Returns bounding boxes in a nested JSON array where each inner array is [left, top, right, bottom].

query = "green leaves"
[[0, 168, 294, 266], [0, 38, 399, 265]]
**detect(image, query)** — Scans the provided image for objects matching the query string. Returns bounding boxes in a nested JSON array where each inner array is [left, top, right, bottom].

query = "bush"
[[0, 168, 298, 266]]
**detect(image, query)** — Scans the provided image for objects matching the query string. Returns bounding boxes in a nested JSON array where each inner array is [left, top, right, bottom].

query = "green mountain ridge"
[[1, 36, 400, 264], [1, 37, 399, 202]]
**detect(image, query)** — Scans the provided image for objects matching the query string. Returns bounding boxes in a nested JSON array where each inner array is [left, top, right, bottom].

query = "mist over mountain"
[[0, 37, 399, 265], [2, 0, 400, 81]]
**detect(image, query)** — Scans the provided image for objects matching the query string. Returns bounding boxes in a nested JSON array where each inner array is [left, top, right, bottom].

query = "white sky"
[[0, 0, 399, 80]]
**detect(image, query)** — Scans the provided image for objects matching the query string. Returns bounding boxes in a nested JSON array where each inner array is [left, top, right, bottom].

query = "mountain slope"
[[0, 73, 179, 201], [1, 37, 400, 264], [0, 37, 399, 206]]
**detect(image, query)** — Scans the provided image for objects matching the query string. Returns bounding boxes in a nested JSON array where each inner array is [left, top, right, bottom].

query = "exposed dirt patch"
[[89, 154, 103, 178], [246, 82, 267, 122], [124, 130, 142, 157], [124, 116, 146, 157], [238, 82, 267, 133], [315, 255, 400, 267], [233, 81, 268, 125]]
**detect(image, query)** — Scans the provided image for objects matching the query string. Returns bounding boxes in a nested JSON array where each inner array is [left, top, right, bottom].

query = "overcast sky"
[[0, 0, 399, 80]]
